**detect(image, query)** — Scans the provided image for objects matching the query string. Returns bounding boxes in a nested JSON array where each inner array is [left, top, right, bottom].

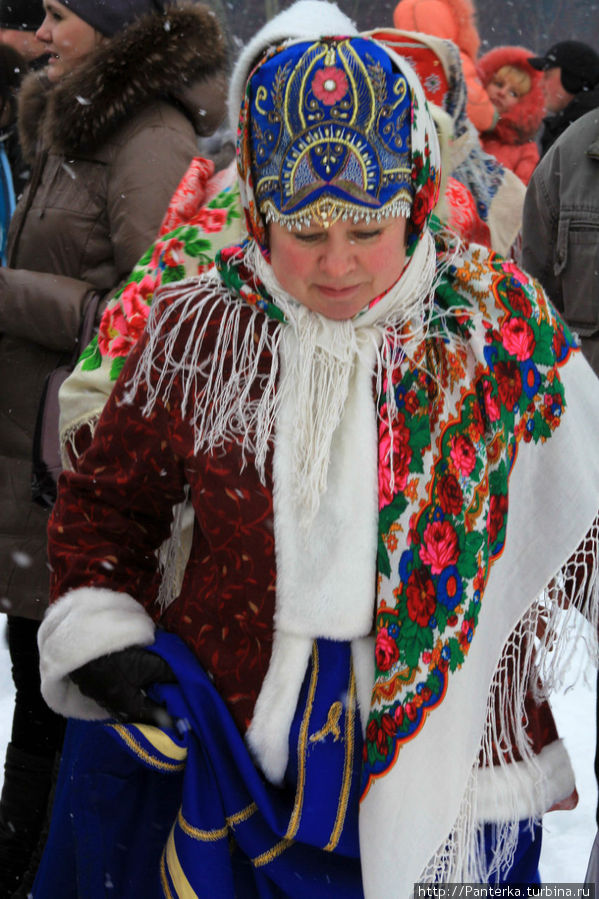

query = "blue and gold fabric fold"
[[33, 631, 363, 898]]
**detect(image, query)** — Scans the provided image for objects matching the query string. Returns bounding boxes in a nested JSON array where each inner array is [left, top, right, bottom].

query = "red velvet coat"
[[48, 290, 278, 734]]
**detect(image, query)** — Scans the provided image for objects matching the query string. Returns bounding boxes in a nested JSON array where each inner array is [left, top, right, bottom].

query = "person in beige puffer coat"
[[0, 1, 227, 894]]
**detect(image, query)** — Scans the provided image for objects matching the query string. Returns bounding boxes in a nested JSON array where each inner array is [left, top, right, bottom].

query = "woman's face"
[[268, 216, 408, 320], [487, 73, 522, 114], [37, 0, 101, 82]]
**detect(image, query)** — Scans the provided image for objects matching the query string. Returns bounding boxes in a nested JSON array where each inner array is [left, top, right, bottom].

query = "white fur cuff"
[[474, 738, 575, 822], [38, 587, 156, 720]]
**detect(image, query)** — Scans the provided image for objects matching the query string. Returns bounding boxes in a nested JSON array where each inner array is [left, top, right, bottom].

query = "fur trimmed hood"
[[18, 3, 227, 161], [477, 45, 545, 143], [393, 0, 481, 61]]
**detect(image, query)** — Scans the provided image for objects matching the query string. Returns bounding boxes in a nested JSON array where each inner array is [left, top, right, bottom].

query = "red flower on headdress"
[[312, 66, 349, 105]]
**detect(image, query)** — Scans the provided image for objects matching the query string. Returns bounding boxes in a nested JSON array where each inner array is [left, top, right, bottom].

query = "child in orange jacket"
[[477, 46, 545, 185]]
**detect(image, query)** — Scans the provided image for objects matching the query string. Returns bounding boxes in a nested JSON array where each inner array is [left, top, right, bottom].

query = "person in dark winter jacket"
[[0, 1, 227, 895], [477, 45, 545, 185], [528, 40, 599, 155], [0, 0, 47, 199]]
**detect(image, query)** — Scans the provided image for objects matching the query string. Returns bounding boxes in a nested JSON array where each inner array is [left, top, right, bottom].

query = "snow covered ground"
[[0, 617, 596, 881]]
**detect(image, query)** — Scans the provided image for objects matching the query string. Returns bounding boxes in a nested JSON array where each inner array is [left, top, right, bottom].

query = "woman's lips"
[[316, 284, 361, 298]]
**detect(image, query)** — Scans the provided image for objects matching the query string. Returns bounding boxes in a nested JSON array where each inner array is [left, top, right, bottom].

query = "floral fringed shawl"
[[357, 243, 599, 887], [58, 157, 244, 463]]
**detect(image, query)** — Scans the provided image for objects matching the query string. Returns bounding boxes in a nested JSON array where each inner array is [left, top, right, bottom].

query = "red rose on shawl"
[[192, 206, 228, 234], [98, 275, 154, 358], [405, 701, 418, 722], [495, 360, 522, 411], [419, 520, 459, 575], [500, 317, 536, 361], [482, 379, 501, 422], [506, 288, 532, 318], [406, 568, 436, 626], [410, 188, 429, 233], [444, 177, 491, 247], [366, 719, 378, 743], [450, 434, 476, 477], [159, 156, 214, 235], [404, 390, 420, 414], [378, 410, 412, 508], [375, 627, 399, 672], [312, 66, 349, 105], [381, 713, 397, 736], [501, 261, 527, 287], [488, 493, 508, 544], [469, 401, 485, 443], [376, 725, 389, 754], [394, 704, 405, 727], [437, 473, 464, 516], [151, 236, 185, 269], [553, 326, 567, 360]]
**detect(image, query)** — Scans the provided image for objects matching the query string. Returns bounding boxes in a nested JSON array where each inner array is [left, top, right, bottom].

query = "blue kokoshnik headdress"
[[237, 35, 442, 256], [246, 37, 414, 229]]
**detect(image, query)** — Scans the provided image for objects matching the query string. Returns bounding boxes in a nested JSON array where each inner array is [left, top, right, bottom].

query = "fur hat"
[[61, 0, 168, 37], [0, 0, 43, 30], [529, 40, 599, 93]]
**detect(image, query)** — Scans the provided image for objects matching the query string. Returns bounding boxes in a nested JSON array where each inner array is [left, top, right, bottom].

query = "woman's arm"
[[39, 329, 190, 718]]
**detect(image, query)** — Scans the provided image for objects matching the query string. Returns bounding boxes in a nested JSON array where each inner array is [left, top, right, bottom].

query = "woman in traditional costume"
[[34, 6, 599, 895]]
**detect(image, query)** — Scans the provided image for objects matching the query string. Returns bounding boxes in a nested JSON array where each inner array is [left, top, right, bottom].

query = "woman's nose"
[[36, 17, 51, 42], [319, 239, 356, 278]]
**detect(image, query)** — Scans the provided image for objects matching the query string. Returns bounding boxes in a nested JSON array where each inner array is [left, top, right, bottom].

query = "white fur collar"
[[246, 236, 437, 783]]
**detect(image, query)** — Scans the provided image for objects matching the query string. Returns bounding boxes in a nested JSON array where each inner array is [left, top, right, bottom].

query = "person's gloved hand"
[[70, 646, 178, 728]]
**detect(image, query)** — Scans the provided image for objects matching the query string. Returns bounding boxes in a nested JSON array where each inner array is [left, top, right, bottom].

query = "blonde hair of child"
[[494, 64, 532, 97]]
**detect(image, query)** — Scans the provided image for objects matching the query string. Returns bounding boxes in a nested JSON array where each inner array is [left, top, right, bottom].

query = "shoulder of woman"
[[46, 5, 228, 157], [16, 70, 51, 163]]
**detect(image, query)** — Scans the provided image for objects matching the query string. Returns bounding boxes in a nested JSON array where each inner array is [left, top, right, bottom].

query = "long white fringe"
[[421, 517, 599, 882], [127, 236, 464, 518]]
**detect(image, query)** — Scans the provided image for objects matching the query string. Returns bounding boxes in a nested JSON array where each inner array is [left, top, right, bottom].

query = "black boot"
[[0, 743, 54, 899]]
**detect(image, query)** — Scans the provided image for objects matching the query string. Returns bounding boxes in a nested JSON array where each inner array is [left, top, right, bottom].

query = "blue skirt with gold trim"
[[33, 631, 364, 898]]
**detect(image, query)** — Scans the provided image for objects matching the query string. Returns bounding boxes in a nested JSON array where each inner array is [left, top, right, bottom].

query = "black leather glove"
[[70, 646, 178, 728]]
